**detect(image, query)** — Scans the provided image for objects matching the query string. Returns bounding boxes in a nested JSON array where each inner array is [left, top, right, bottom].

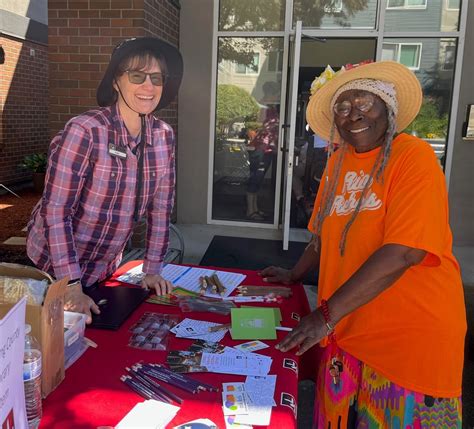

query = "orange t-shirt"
[[308, 133, 466, 397]]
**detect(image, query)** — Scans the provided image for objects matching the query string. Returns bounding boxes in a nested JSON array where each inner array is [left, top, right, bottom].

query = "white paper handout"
[[221, 376, 277, 427], [0, 298, 27, 429], [115, 399, 180, 429], [233, 375, 277, 426], [117, 264, 246, 298], [201, 351, 272, 376], [171, 318, 228, 343]]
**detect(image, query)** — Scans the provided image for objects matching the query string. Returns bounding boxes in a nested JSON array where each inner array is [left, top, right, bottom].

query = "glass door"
[[283, 36, 377, 248], [282, 21, 303, 250], [211, 37, 284, 225]]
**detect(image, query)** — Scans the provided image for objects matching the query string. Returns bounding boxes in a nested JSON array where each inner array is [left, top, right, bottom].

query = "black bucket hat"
[[96, 37, 183, 111]]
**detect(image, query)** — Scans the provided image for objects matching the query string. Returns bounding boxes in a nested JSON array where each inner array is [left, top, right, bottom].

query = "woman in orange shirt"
[[262, 61, 466, 428]]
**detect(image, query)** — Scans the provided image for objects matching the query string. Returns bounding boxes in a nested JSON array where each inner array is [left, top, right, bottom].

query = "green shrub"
[[19, 153, 48, 173]]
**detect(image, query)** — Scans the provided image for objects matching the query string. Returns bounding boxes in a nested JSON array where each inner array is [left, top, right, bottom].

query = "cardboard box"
[[0, 263, 67, 397]]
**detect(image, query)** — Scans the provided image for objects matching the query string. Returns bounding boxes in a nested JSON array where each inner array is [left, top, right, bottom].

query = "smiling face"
[[113, 55, 163, 116], [334, 89, 388, 153]]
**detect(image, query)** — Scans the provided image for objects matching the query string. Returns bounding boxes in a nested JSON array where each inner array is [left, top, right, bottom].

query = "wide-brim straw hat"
[[97, 37, 183, 111], [306, 61, 422, 143]]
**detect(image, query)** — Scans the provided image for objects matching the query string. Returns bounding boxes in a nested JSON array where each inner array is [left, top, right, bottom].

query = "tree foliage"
[[405, 98, 448, 139], [216, 84, 260, 131], [218, 0, 370, 65]]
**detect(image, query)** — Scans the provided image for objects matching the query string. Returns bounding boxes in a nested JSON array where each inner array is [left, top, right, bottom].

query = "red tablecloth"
[[41, 263, 316, 428]]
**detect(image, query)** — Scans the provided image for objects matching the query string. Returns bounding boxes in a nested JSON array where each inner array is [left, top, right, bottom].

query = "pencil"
[[127, 367, 183, 404]]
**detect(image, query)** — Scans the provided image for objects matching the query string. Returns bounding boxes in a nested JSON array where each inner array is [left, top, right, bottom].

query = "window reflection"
[[219, 0, 285, 31], [384, 0, 461, 32], [213, 38, 284, 223], [385, 38, 458, 166], [293, 0, 377, 29]]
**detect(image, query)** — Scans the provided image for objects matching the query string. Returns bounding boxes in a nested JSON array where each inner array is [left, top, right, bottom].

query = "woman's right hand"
[[64, 282, 100, 324], [260, 266, 295, 284]]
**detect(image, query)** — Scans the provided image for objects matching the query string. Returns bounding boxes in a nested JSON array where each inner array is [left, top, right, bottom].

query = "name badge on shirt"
[[108, 143, 127, 159]]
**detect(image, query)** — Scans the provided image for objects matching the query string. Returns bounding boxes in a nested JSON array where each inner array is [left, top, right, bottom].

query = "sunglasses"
[[333, 93, 375, 118], [125, 70, 166, 86]]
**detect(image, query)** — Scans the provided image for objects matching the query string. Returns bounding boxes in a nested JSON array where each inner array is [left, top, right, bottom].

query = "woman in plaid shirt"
[[27, 37, 183, 322]]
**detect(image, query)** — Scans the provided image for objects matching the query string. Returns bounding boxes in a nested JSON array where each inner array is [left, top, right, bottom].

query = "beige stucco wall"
[[1, 0, 48, 25], [177, 0, 214, 224], [449, 2, 474, 246]]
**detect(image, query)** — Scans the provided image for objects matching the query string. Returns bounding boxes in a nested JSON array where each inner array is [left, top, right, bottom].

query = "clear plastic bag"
[[176, 296, 236, 315], [0, 276, 48, 305]]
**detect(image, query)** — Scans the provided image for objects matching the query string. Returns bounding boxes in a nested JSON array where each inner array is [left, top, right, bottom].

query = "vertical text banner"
[[0, 298, 27, 428]]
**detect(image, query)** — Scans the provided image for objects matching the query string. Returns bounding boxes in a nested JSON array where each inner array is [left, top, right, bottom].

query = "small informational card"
[[222, 382, 246, 393], [171, 318, 228, 343], [201, 351, 272, 376], [222, 391, 249, 416], [230, 307, 277, 340], [221, 376, 276, 427], [245, 375, 277, 406], [234, 340, 269, 353]]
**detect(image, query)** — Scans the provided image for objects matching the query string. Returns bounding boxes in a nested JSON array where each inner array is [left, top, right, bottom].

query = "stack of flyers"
[[165, 348, 272, 376], [170, 318, 228, 342], [128, 312, 180, 351], [222, 376, 277, 427]]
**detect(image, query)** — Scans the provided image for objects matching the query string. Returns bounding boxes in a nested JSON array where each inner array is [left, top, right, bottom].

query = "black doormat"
[[200, 235, 318, 285]]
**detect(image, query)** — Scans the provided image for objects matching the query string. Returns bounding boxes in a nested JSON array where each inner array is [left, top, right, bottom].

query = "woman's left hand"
[[276, 310, 328, 356], [142, 274, 174, 296]]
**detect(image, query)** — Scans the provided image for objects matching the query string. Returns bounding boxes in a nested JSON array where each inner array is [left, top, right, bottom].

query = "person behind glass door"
[[261, 61, 465, 427], [27, 37, 183, 323], [245, 81, 280, 221]]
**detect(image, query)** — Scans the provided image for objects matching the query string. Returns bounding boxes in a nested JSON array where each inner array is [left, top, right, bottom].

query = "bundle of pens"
[[237, 285, 293, 298], [199, 274, 227, 296], [121, 366, 183, 404], [121, 363, 218, 400]]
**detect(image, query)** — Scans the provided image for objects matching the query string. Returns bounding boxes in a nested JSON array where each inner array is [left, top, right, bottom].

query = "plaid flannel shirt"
[[27, 104, 175, 287]]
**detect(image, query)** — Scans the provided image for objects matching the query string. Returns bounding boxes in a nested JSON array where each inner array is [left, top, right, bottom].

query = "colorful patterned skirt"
[[313, 346, 462, 429]]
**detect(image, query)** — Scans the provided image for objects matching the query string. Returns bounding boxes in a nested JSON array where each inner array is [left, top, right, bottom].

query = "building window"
[[235, 53, 260, 74], [446, 0, 460, 10], [387, 0, 427, 9], [443, 45, 456, 70], [324, 0, 343, 13], [267, 50, 283, 72], [382, 43, 422, 70]]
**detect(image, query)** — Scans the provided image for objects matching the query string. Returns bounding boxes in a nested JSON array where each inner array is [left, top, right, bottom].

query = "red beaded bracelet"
[[320, 299, 336, 340]]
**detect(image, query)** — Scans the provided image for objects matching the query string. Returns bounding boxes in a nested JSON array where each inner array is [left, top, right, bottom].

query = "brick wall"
[[143, 0, 180, 130], [0, 36, 49, 185], [48, 0, 180, 136]]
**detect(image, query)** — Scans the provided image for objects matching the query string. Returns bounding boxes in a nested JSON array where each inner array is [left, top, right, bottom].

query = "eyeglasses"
[[125, 70, 166, 86], [333, 93, 375, 118]]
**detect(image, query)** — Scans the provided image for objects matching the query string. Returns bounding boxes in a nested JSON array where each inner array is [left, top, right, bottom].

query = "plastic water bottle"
[[23, 324, 42, 429]]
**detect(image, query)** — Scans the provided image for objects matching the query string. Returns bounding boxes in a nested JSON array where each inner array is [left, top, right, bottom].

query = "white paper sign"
[[0, 298, 27, 429]]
